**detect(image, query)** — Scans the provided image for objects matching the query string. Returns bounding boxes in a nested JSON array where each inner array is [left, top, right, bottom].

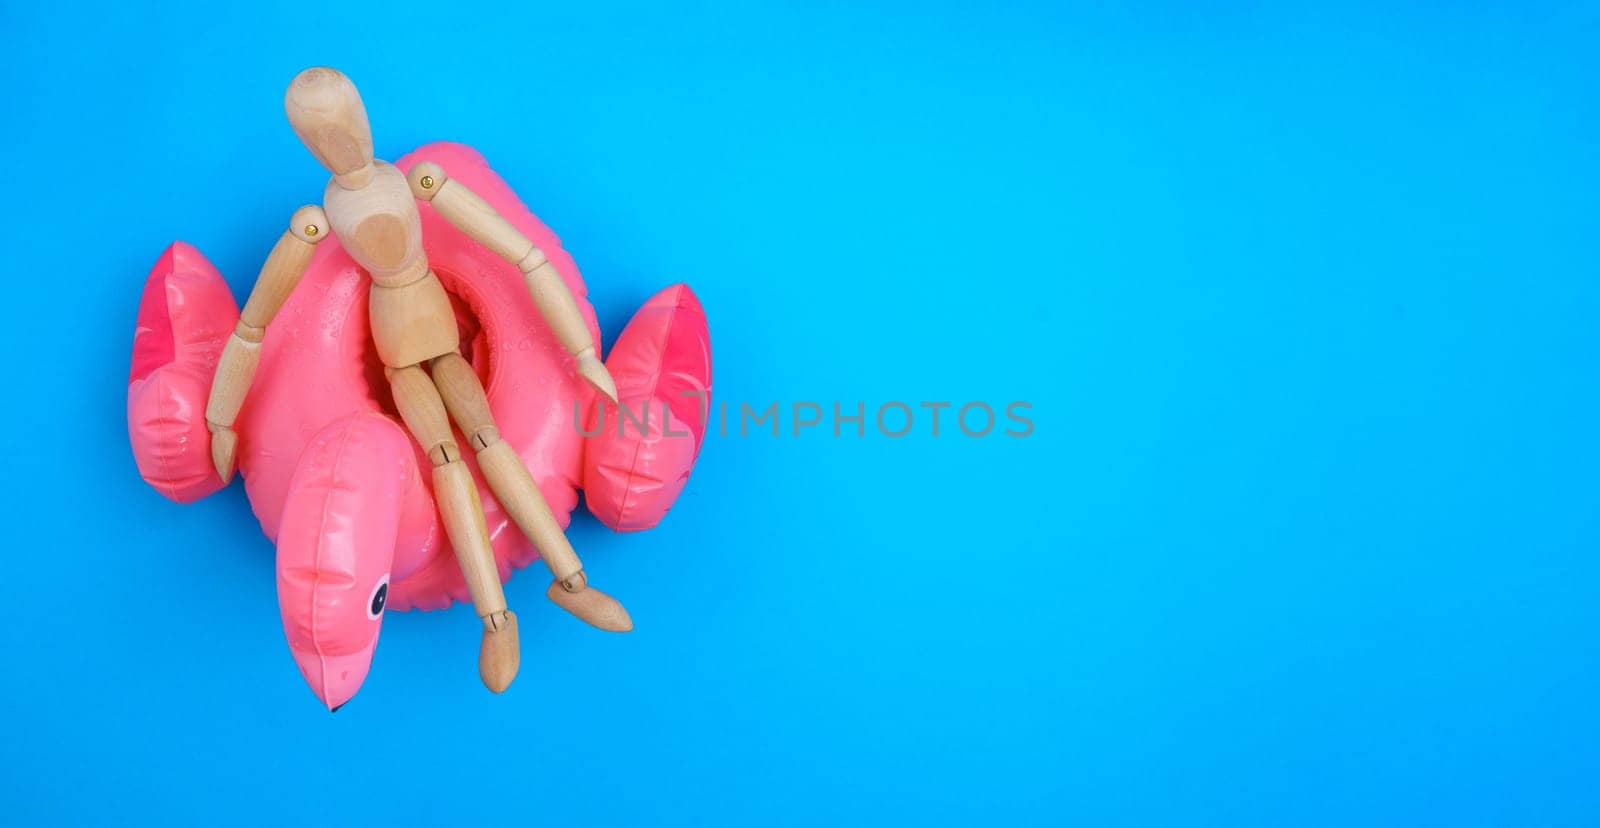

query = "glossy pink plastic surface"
[[584, 285, 712, 530], [127, 142, 712, 708]]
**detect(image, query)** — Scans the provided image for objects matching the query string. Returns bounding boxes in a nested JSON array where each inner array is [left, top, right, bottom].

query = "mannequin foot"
[[548, 571, 632, 632], [478, 610, 520, 692]]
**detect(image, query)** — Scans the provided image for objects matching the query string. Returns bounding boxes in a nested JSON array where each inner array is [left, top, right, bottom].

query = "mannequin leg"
[[430, 351, 631, 632], [387, 363, 521, 691]]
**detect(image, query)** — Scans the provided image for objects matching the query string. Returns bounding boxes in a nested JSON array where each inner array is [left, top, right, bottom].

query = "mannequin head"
[[284, 67, 374, 178]]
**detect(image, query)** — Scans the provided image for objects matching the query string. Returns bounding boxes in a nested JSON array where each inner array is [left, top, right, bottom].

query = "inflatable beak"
[[291, 647, 379, 711], [275, 413, 412, 709]]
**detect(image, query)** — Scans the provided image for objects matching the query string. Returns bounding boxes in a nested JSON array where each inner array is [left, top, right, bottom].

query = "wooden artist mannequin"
[[204, 67, 631, 694]]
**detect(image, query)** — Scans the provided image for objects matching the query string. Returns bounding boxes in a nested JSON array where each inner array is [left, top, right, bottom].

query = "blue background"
[[2, 2, 1596, 824]]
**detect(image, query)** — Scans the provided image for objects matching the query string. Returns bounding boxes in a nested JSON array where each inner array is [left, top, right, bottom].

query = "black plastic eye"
[[367, 577, 390, 619]]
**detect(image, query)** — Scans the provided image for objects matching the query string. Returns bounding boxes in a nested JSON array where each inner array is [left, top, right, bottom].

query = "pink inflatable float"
[[127, 139, 712, 709]]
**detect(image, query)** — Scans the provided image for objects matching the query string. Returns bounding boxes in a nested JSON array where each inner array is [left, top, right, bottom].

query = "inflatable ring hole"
[[433, 264, 493, 386], [447, 287, 492, 382], [355, 271, 491, 421], [360, 335, 397, 418]]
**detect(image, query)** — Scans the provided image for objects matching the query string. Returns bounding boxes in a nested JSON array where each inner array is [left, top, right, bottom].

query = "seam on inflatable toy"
[[613, 293, 689, 527], [130, 246, 177, 384], [305, 422, 358, 681], [153, 378, 179, 501], [147, 373, 201, 501]]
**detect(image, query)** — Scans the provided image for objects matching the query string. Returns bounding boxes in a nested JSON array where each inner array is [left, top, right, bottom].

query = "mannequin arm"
[[205, 205, 328, 481], [406, 162, 616, 401]]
